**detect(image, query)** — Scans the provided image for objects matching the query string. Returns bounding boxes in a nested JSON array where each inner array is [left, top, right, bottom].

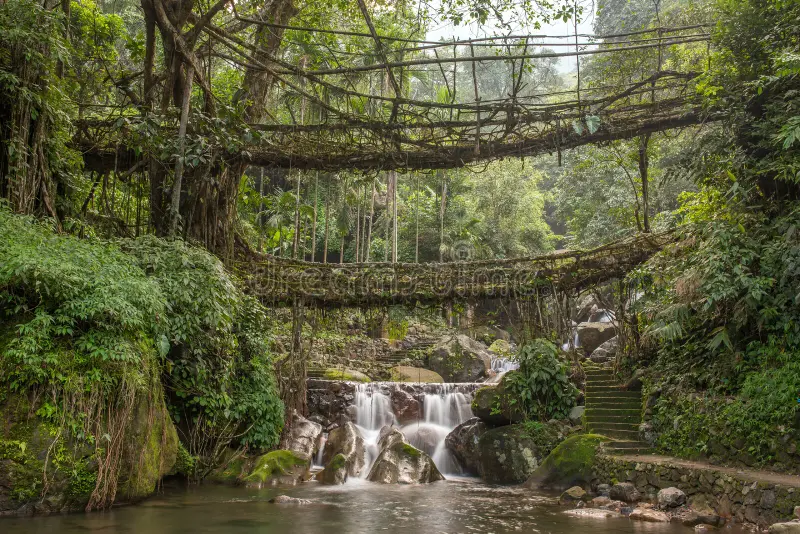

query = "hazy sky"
[[425, 2, 598, 73]]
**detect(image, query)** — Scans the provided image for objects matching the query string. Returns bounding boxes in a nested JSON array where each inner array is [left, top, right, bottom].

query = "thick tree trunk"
[[638, 134, 651, 233], [365, 180, 375, 262]]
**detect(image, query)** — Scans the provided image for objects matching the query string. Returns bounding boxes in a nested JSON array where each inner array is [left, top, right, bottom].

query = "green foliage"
[[505, 340, 577, 420], [0, 209, 164, 393]]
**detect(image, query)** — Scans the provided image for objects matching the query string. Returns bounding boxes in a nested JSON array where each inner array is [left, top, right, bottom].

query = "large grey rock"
[[477, 423, 564, 484], [568, 405, 585, 425], [575, 294, 600, 323], [322, 422, 365, 477], [378, 426, 406, 450], [589, 336, 618, 363], [609, 482, 641, 503], [367, 440, 444, 484], [577, 323, 617, 355], [445, 417, 487, 475], [285, 410, 323, 458], [429, 334, 492, 382], [471, 372, 525, 426], [657, 487, 687, 509]]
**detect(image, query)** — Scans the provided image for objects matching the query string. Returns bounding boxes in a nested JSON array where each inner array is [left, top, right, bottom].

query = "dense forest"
[[2, 0, 800, 529]]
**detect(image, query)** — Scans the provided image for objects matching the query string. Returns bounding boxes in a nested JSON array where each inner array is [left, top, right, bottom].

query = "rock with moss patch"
[[321, 422, 365, 476], [0, 374, 178, 516], [769, 523, 800, 533], [477, 422, 565, 484], [488, 339, 513, 357], [367, 440, 444, 484], [429, 335, 492, 382], [367, 432, 443, 484], [316, 453, 349, 485], [389, 366, 444, 383], [322, 368, 371, 383], [471, 372, 525, 426], [524, 434, 607, 490], [560, 486, 589, 504], [445, 417, 487, 475], [244, 450, 311, 487]]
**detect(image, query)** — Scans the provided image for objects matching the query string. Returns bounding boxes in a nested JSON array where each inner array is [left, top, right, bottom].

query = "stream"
[[2, 481, 695, 534]]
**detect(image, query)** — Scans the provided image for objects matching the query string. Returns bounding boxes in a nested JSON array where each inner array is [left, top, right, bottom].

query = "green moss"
[[327, 453, 347, 470], [244, 450, 309, 483], [322, 368, 371, 382], [172, 442, 197, 477], [398, 443, 422, 458], [525, 433, 608, 489]]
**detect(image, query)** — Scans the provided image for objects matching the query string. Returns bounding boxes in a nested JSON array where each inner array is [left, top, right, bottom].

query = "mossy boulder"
[[488, 339, 513, 357], [316, 453, 348, 485], [477, 422, 567, 484], [321, 422, 365, 476], [367, 441, 444, 484], [322, 368, 371, 383], [389, 366, 444, 383], [0, 376, 178, 516], [471, 372, 525, 426], [523, 433, 607, 490], [243, 450, 311, 487], [429, 335, 491, 382]]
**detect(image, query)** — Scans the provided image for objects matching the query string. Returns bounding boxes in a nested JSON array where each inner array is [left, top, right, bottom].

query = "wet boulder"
[[316, 453, 349, 485], [576, 323, 617, 355], [559, 486, 588, 505], [471, 372, 525, 426], [389, 366, 444, 383], [403, 424, 445, 457], [445, 417, 487, 475], [768, 523, 800, 533], [429, 335, 492, 382], [367, 441, 444, 484], [284, 410, 323, 458], [243, 450, 312, 487], [321, 422, 365, 477], [378, 426, 406, 450], [630, 508, 669, 522], [477, 423, 565, 484], [609, 482, 641, 503], [390, 388, 421, 424]]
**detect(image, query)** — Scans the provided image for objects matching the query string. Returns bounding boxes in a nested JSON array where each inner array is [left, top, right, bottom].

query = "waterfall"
[[351, 382, 476, 477]]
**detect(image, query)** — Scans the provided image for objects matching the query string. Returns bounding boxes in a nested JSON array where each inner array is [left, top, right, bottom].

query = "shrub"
[[505, 339, 577, 420]]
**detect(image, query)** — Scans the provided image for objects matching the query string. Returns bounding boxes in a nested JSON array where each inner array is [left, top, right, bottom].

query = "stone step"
[[586, 402, 642, 411], [586, 388, 640, 397], [586, 407, 642, 418], [606, 446, 653, 455], [587, 427, 640, 440], [585, 379, 619, 385], [605, 440, 650, 450], [586, 415, 641, 425]]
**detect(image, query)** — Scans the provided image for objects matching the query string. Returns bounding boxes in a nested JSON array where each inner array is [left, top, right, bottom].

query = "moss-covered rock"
[[389, 366, 444, 383], [366, 441, 444, 484], [322, 368, 371, 383], [321, 422, 365, 476], [429, 335, 491, 382], [523, 433, 607, 490], [316, 453, 348, 485], [477, 422, 568, 484], [0, 374, 178, 516], [471, 372, 525, 426], [243, 450, 311, 487]]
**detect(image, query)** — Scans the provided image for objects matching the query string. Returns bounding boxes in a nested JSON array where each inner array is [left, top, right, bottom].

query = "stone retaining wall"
[[594, 454, 800, 528]]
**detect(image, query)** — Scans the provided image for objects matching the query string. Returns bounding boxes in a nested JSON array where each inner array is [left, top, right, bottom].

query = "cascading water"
[[352, 382, 476, 477], [485, 355, 519, 383]]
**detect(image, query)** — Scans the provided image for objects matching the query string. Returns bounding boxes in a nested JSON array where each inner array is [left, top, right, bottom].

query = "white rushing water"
[[351, 382, 475, 477]]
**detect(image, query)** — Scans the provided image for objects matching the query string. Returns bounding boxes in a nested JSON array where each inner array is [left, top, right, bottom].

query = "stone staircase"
[[584, 364, 652, 454], [308, 338, 439, 379]]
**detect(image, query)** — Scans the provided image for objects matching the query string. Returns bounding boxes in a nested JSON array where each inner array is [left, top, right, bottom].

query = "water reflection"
[[3, 480, 716, 534]]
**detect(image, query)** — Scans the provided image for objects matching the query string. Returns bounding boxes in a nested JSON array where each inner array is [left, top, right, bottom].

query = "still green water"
[[3, 478, 718, 533]]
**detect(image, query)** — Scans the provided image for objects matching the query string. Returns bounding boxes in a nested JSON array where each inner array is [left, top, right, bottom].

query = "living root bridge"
[[236, 232, 675, 307]]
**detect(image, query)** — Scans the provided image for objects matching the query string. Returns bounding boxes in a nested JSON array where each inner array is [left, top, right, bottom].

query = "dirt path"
[[614, 454, 800, 487]]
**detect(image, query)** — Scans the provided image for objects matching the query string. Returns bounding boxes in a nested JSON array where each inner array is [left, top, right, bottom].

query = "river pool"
[[2, 477, 718, 534]]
